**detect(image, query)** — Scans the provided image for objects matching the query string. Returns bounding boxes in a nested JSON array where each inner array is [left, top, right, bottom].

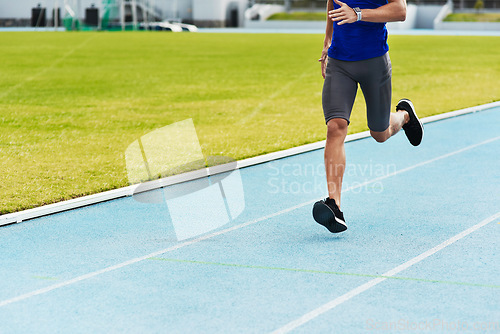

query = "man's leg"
[[324, 118, 348, 207], [370, 99, 423, 146], [312, 117, 349, 234], [359, 53, 423, 145], [314, 56, 356, 233], [370, 109, 409, 143]]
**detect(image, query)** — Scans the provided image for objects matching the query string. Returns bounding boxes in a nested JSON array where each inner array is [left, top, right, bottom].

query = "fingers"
[[329, 0, 354, 25], [329, 8, 344, 17], [320, 57, 327, 79], [329, 13, 346, 24], [333, 17, 349, 25], [329, 13, 349, 25], [329, 0, 346, 18], [319, 49, 329, 62], [328, 6, 354, 24], [328, 9, 347, 22]]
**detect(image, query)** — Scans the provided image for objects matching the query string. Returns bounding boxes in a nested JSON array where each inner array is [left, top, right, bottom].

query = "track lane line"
[[0, 136, 498, 308], [271, 211, 500, 333]]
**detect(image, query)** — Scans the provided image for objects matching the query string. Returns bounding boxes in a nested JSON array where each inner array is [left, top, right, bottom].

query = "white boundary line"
[[270, 211, 500, 334], [0, 135, 498, 308], [0, 36, 95, 101], [1, 101, 499, 227]]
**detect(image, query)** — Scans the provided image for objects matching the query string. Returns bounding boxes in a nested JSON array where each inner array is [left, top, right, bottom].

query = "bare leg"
[[370, 110, 410, 143], [324, 118, 349, 208]]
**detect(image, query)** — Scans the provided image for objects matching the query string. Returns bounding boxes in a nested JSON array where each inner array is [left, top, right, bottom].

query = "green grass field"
[[269, 11, 500, 22], [1, 32, 499, 214], [444, 13, 500, 22], [267, 12, 326, 21]]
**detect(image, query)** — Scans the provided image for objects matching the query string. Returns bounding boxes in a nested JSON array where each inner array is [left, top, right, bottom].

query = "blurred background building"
[[1, 0, 499, 28]]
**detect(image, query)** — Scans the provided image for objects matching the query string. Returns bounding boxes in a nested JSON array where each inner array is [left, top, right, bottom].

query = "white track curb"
[[1, 101, 499, 227]]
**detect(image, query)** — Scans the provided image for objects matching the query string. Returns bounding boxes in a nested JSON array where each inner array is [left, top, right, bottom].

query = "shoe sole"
[[312, 201, 347, 233], [399, 98, 424, 146]]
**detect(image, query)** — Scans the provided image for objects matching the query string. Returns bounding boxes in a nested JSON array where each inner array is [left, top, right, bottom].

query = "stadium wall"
[[416, 4, 443, 29], [0, 0, 250, 28], [193, 0, 249, 27]]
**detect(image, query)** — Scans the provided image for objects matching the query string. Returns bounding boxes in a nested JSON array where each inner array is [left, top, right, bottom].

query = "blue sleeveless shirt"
[[328, 0, 389, 61]]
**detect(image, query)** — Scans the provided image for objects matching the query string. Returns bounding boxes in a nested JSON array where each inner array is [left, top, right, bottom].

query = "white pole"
[[54, 0, 59, 30], [144, 0, 149, 29], [98, 1, 102, 30], [72, 0, 77, 30], [120, 0, 125, 30], [77, 0, 81, 28], [131, 0, 138, 29]]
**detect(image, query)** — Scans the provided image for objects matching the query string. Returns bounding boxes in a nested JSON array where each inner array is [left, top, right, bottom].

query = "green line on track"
[[148, 257, 500, 289]]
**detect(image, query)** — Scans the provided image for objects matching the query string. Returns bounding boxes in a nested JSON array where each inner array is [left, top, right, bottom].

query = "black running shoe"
[[397, 98, 424, 146], [312, 198, 347, 233]]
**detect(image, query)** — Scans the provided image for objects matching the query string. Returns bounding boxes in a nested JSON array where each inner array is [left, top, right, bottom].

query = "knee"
[[370, 130, 390, 143], [326, 118, 348, 140]]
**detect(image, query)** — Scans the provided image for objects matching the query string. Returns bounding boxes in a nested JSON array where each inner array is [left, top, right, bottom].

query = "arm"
[[320, 0, 334, 79], [329, 0, 406, 25]]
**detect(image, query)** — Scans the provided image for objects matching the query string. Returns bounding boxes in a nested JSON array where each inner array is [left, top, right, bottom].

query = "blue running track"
[[1, 107, 499, 333]]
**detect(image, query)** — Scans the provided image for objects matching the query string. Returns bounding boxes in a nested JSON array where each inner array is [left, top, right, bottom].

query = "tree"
[[474, 0, 484, 12]]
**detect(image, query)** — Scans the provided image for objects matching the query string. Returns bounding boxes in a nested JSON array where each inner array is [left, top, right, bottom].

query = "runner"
[[313, 0, 424, 233]]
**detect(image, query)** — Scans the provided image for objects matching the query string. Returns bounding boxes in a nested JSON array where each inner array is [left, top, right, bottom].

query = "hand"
[[329, 0, 357, 25], [319, 49, 329, 79]]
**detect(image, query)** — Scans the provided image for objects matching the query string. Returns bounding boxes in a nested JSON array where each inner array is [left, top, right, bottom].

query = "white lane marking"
[[0, 136, 498, 308], [271, 211, 500, 334], [0, 36, 95, 100]]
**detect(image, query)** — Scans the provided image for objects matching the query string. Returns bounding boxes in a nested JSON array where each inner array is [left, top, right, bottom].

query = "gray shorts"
[[322, 52, 392, 132]]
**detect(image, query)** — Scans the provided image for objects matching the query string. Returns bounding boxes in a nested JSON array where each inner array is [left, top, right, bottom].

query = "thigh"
[[322, 57, 358, 125], [359, 53, 392, 132]]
